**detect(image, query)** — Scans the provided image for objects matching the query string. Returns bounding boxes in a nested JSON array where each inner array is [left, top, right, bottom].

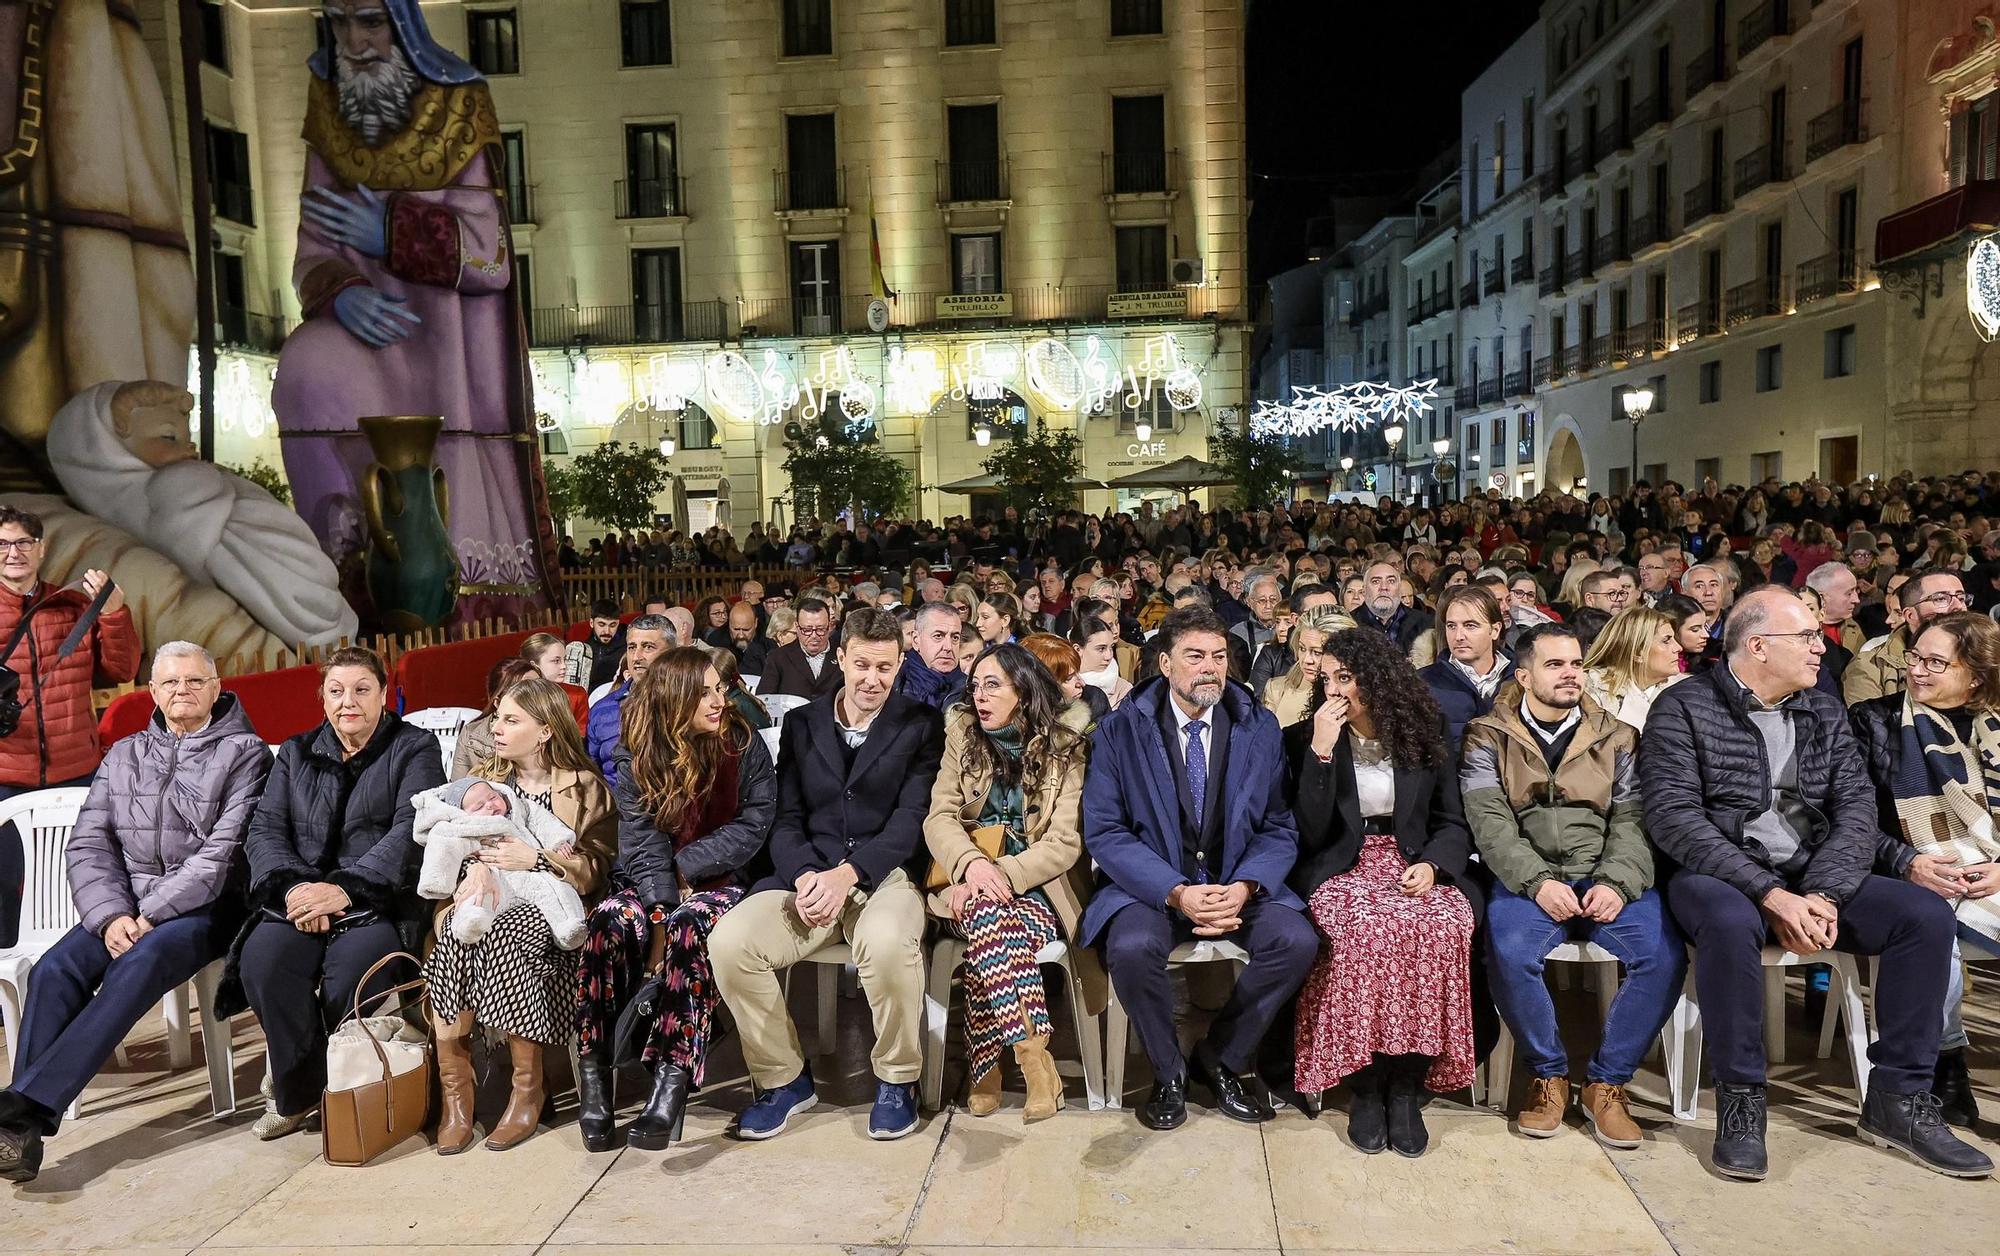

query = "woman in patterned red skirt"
[[1283, 627, 1477, 1158], [573, 647, 775, 1152]]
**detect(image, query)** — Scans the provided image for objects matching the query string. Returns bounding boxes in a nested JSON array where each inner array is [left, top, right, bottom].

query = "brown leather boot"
[[1580, 1081, 1642, 1149], [1013, 1035, 1065, 1123], [483, 1036, 545, 1151], [433, 1013, 477, 1155], [1515, 1076, 1570, 1139], [967, 1064, 1003, 1117]]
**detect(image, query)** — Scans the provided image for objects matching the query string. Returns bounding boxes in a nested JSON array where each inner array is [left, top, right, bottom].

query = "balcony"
[[1629, 213, 1667, 255], [1454, 384, 1478, 410], [1102, 149, 1181, 197], [615, 176, 686, 219], [1533, 354, 1554, 385], [1538, 265, 1559, 296], [1434, 364, 1454, 387], [1686, 47, 1730, 105], [217, 306, 288, 353], [936, 158, 1010, 203], [774, 166, 846, 213], [1795, 250, 1867, 304], [1633, 92, 1675, 140], [1683, 180, 1729, 227], [1581, 335, 1611, 372], [1596, 121, 1631, 164], [1540, 160, 1570, 201], [1476, 377, 1502, 406], [1724, 274, 1788, 327], [1459, 280, 1478, 309], [1598, 230, 1630, 268], [1733, 145, 1791, 200], [1806, 100, 1868, 164], [1558, 343, 1583, 377], [1504, 366, 1531, 397], [1358, 289, 1391, 320], [528, 300, 731, 347], [1565, 248, 1589, 288], [1610, 324, 1649, 363], [1738, 0, 1793, 67], [1563, 143, 1590, 189], [1511, 252, 1535, 284], [1483, 262, 1505, 296]]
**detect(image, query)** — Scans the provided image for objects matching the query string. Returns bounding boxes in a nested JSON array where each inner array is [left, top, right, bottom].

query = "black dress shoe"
[[1194, 1042, 1273, 1123], [1345, 1064, 1388, 1154], [574, 1054, 618, 1152], [1712, 1083, 1769, 1181], [1860, 1086, 1994, 1178], [0, 1125, 41, 1185], [1934, 1048, 1980, 1129], [1385, 1056, 1430, 1158], [1138, 1075, 1188, 1131]]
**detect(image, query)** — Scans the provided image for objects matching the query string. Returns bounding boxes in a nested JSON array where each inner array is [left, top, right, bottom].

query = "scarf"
[[676, 746, 742, 891], [894, 651, 966, 709], [979, 723, 1027, 835], [1448, 653, 1509, 700], [1890, 695, 2000, 940]]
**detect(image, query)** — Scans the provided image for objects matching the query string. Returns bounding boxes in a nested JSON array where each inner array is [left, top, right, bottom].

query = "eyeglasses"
[[151, 676, 218, 691], [0, 538, 41, 554], [1916, 590, 1971, 611], [1907, 653, 1963, 676], [1756, 629, 1825, 649]]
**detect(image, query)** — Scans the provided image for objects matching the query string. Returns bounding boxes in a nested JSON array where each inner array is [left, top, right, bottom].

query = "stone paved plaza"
[[3, 975, 1995, 1256]]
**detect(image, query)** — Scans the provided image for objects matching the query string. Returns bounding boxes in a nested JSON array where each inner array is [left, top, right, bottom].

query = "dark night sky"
[[1246, 0, 1544, 289]]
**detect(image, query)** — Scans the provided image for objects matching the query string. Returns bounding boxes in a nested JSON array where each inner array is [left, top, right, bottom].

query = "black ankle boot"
[[1860, 1086, 1994, 1178], [1385, 1056, 1430, 1158], [1345, 1063, 1387, 1154], [575, 1055, 617, 1152], [1712, 1083, 1768, 1180], [626, 1063, 689, 1151], [1933, 1049, 1980, 1129]]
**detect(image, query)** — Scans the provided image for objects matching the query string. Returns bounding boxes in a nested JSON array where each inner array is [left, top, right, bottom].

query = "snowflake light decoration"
[[1249, 378, 1439, 438]]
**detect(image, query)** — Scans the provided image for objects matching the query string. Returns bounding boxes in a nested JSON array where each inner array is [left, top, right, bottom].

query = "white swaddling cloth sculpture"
[[47, 379, 359, 647]]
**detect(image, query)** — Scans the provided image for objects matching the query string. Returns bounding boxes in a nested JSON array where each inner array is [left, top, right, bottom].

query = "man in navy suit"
[[1082, 606, 1318, 1130]]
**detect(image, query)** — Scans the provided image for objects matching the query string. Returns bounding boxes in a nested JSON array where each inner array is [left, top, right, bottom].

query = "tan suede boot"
[[967, 1064, 1003, 1117], [433, 1013, 477, 1155], [1580, 1081, 1642, 1149], [1013, 1035, 1065, 1122], [1515, 1076, 1570, 1138], [483, 1036, 545, 1151]]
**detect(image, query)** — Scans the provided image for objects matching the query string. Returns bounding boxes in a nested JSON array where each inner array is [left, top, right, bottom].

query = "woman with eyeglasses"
[[1845, 570, 1971, 705], [1849, 610, 2000, 1129]]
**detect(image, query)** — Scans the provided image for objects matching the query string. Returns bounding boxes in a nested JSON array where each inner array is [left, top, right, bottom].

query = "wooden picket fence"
[[557, 565, 794, 613], [210, 608, 575, 681]]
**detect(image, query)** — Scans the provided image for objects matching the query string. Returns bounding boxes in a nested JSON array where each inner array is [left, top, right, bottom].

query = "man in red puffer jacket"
[[0, 505, 141, 944]]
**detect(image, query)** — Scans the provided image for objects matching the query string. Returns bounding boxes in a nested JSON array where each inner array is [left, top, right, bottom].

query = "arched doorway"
[[1546, 425, 1587, 494]]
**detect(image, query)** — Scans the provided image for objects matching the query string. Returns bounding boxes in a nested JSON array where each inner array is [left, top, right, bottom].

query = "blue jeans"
[[1943, 924, 2000, 1052], [1484, 879, 1687, 1085], [0, 773, 95, 949]]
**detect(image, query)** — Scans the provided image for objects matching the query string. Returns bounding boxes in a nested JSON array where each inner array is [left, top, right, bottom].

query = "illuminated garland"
[[1250, 378, 1439, 438]]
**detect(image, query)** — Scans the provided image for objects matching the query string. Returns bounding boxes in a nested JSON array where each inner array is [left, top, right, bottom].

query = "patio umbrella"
[[938, 471, 1108, 494], [1105, 455, 1236, 499]]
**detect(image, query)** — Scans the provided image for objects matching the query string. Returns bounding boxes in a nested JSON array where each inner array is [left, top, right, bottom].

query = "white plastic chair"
[[1102, 938, 1249, 1110], [780, 940, 856, 1059], [760, 694, 810, 724], [740, 674, 762, 691], [402, 705, 481, 774], [1473, 940, 1639, 1110], [757, 725, 782, 763], [1666, 946, 1869, 1121], [922, 935, 1105, 1111], [0, 789, 237, 1119]]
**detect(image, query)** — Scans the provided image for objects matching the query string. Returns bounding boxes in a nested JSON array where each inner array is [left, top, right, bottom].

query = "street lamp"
[[974, 424, 992, 447], [1383, 423, 1405, 501], [1430, 438, 1452, 505], [1621, 386, 1655, 488], [658, 435, 676, 457]]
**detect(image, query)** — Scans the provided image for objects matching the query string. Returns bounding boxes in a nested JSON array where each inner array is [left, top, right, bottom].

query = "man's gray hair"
[[1089, 577, 1121, 599], [852, 582, 882, 603], [1244, 570, 1282, 601], [628, 613, 673, 642], [913, 601, 960, 631], [151, 640, 215, 674], [1679, 562, 1723, 593], [1723, 586, 1801, 656], [1804, 561, 1854, 594]]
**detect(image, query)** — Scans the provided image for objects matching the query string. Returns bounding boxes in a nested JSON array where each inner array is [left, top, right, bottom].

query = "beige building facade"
[[137, 0, 1250, 532]]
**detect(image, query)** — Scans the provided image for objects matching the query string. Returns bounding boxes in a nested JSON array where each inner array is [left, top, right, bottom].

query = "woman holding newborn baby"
[[573, 646, 776, 1151], [422, 677, 617, 1154]]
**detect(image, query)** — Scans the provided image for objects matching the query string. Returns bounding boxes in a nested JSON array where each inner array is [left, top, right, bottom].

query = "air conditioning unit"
[[1170, 257, 1204, 286]]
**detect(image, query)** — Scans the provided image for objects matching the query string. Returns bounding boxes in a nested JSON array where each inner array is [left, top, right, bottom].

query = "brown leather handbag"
[[320, 952, 433, 1167], [925, 823, 1008, 893]]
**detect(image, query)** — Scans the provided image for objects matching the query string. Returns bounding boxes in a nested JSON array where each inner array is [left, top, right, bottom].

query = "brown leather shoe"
[[433, 1014, 477, 1155], [967, 1064, 1003, 1117], [1013, 1034, 1065, 1123], [1516, 1076, 1569, 1138], [1581, 1081, 1642, 1149], [484, 1036, 545, 1151]]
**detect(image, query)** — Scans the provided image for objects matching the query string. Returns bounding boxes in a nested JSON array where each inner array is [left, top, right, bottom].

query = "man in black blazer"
[[754, 597, 843, 701], [710, 608, 946, 1142]]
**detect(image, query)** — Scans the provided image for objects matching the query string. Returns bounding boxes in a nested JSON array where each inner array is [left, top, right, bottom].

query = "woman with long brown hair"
[[422, 677, 617, 1154], [572, 647, 775, 1151]]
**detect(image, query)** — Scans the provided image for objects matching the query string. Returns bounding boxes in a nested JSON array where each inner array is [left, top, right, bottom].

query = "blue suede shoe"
[[734, 1067, 817, 1141], [868, 1081, 919, 1141]]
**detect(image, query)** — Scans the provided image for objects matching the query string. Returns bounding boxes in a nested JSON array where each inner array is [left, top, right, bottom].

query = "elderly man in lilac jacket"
[[0, 642, 269, 1184]]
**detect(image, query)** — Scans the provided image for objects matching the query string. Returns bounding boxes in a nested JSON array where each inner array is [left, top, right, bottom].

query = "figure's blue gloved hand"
[[333, 287, 422, 348], [303, 182, 389, 258]]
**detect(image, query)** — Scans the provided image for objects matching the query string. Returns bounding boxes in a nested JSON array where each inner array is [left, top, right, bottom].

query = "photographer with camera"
[[0, 506, 141, 946]]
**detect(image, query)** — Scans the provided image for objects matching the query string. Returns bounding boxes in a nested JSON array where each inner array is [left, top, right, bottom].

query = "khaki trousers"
[[709, 869, 926, 1089]]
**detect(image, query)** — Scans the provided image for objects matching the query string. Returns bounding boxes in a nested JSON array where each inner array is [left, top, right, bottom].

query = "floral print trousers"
[[574, 885, 745, 1084]]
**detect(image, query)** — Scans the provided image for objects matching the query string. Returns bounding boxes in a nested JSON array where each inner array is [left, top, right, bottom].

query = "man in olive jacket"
[[1459, 624, 1683, 1147]]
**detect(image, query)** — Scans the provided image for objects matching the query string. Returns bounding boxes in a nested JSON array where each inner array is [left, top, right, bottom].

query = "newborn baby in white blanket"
[[414, 779, 587, 950]]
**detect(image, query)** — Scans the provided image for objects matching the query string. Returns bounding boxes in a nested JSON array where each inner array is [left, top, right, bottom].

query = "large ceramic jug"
[[359, 414, 458, 631]]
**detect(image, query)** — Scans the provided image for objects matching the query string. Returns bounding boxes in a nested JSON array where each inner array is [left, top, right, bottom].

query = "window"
[[624, 124, 680, 217], [1750, 450, 1783, 482], [1465, 423, 1481, 463], [784, 112, 840, 209], [946, 103, 1002, 200], [1116, 388, 1171, 433], [952, 233, 1002, 294], [515, 254, 535, 333], [1694, 457, 1719, 485], [199, 0, 229, 72], [206, 124, 254, 225], [541, 428, 569, 457], [216, 252, 248, 345], [1110, 95, 1167, 194], [1699, 359, 1721, 403], [1490, 417, 1507, 461], [791, 239, 842, 333], [1467, 142, 1480, 215], [1517, 410, 1535, 463], [1824, 324, 1857, 378], [1492, 119, 1505, 198], [467, 9, 520, 75], [1109, 0, 1162, 36], [1755, 344, 1783, 392], [679, 404, 717, 451], [1114, 225, 1167, 291], [632, 247, 683, 340], [1647, 373, 1666, 412], [1522, 96, 1536, 173], [621, 1, 671, 66], [945, 0, 995, 46], [782, 0, 833, 56], [500, 130, 531, 223]]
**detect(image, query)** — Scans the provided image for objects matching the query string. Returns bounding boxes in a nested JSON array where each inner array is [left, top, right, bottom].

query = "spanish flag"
[[868, 193, 896, 302]]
